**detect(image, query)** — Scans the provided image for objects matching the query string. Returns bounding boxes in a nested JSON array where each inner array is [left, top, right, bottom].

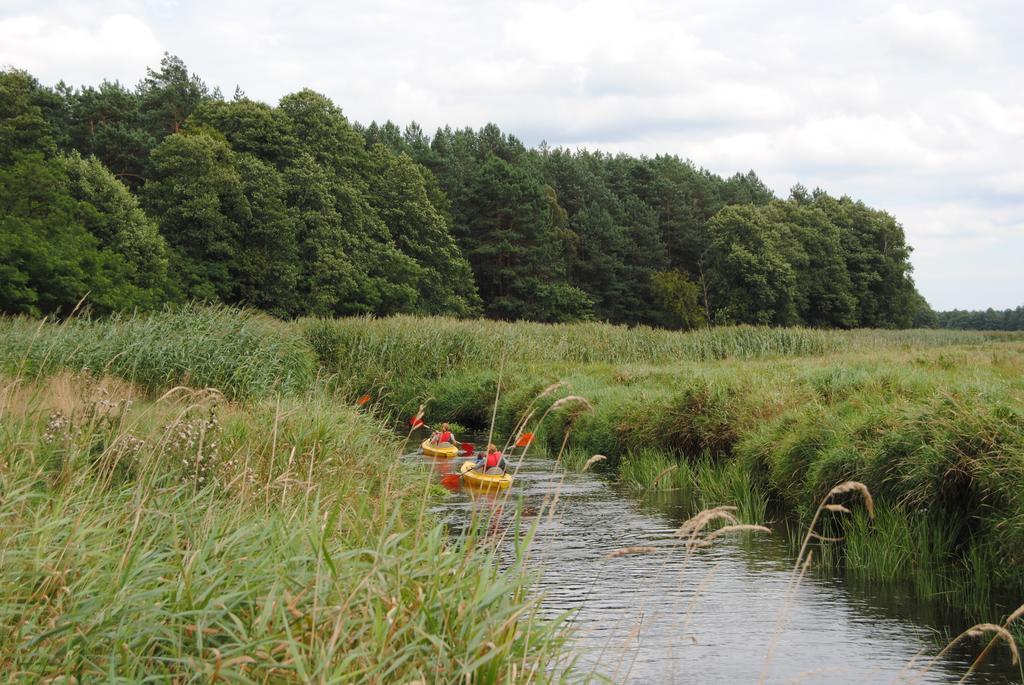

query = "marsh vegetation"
[[2, 307, 1022, 681]]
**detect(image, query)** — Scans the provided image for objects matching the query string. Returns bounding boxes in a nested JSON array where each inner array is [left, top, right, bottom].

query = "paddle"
[[441, 459, 480, 488], [438, 445, 476, 487]]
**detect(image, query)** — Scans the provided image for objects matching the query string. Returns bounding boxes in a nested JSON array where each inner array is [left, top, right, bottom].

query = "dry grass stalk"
[[582, 454, 607, 472], [1006, 603, 1024, 626], [536, 381, 568, 400], [638, 463, 681, 503], [891, 647, 928, 685], [793, 480, 874, 583], [547, 395, 593, 413], [699, 524, 771, 546], [485, 354, 504, 451], [491, 386, 591, 552], [543, 477, 564, 527], [959, 602, 1024, 682], [826, 480, 874, 518], [502, 381, 568, 452], [678, 563, 721, 641], [605, 546, 657, 558], [503, 406, 537, 455], [550, 426, 573, 469], [908, 623, 1021, 685], [758, 550, 814, 685], [606, 608, 647, 684], [675, 506, 739, 540], [965, 626, 1020, 664], [156, 385, 225, 405], [650, 464, 677, 488], [512, 409, 536, 441], [761, 481, 876, 684], [157, 385, 193, 403]]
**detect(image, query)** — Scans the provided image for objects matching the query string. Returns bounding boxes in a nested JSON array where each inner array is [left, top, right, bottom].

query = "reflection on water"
[[411, 438, 1021, 684]]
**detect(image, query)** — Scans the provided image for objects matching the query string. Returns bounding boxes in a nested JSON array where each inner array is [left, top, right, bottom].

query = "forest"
[[3, 54, 936, 328], [935, 306, 1024, 331]]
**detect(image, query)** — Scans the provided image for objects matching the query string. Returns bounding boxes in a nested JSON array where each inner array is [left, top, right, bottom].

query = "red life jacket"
[[485, 451, 503, 469], [437, 431, 452, 444]]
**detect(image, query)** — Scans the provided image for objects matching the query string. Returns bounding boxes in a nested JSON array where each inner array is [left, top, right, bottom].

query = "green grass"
[[1, 304, 316, 400], [301, 314, 994, 400], [614, 449, 768, 524], [3, 305, 1023, 671], [301, 313, 1023, 616], [0, 372, 573, 682]]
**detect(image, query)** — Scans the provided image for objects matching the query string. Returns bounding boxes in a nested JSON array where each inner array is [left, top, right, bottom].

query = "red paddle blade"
[[460, 442, 475, 454], [515, 433, 534, 447], [356, 394, 371, 406], [410, 416, 424, 428], [440, 473, 462, 489]]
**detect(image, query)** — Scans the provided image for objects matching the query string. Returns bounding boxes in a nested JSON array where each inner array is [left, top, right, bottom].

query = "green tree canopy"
[[2, 59, 938, 328], [60, 151, 172, 303], [0, 70, 56, 164], [460, 153, 590, 320], [705, 204, 799, 325], [0, 154, 148, 316], [138, 53, 214, 137], [368, 146, 482, 316], [650, 270, 707, 330]]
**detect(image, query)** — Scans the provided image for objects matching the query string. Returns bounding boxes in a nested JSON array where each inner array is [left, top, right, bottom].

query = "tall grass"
[[0, 373, 573, 682], [303, 315, 998, 394], [614, 449, 768, 524], [384, 328, 1024, 617], [1, 304, 316, 400], [2, 306, 1021, 634]]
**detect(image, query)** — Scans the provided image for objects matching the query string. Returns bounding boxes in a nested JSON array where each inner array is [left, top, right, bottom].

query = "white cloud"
[[0, 12, 162, 85], [868, 4, 979, 61], [899, 203, 1024, 310], [686, 113, 949, 174]]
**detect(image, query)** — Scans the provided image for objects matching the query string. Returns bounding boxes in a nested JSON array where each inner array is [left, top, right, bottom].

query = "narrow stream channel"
[[411, 438, 1022, 684]]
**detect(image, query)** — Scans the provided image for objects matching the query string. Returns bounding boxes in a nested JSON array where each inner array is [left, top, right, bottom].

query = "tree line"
[[2, 54, 929, 328], [933, 307, 1024, 331]]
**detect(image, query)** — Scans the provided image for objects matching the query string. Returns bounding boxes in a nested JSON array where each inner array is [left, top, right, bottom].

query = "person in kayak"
[[474, 443, 509, 475], [431, 422, 456, 447]]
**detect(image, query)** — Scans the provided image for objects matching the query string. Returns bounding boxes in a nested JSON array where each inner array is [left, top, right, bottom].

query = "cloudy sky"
[[2, 0, 1021, 310]]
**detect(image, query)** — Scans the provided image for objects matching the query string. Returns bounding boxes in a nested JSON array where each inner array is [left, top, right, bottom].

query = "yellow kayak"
[[459, 460, 513, 490], [422, 438, 459, 459]]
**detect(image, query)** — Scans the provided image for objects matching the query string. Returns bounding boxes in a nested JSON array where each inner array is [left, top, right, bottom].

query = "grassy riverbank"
[[2, 307, 1022, 672], [0, 311, 572, 681], [303, 315, 1024, 617]]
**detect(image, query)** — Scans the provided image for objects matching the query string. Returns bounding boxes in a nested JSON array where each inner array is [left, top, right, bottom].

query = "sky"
[[2, 0, 1021, 311]]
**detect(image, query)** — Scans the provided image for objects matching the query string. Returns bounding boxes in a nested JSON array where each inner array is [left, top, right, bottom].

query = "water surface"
[[414, 440, 1022, 684]]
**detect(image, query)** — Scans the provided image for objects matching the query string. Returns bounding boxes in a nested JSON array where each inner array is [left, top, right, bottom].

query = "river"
[[412, 438, 1022, 684]]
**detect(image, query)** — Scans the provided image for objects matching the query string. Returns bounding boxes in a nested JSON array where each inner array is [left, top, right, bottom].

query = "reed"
[[3, 305, 1023, 671], [0, 304, 316, 399], [303, 315, 997, 385], [0, 372, 573, 682]]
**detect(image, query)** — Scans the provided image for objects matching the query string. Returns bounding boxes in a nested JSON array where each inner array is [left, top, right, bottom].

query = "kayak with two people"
[[458, 443, 513, 491], [421, 422, 465, 458]]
